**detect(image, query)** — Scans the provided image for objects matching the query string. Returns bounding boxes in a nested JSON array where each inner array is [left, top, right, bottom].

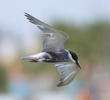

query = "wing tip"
[[57, 82, 63, 87], [24, 12, 37, 25], [24, 12, 31, 19], [24, 12, 29, 16]]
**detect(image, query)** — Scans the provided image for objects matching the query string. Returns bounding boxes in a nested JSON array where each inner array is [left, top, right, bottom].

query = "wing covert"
[[25, 13, 69, 51]]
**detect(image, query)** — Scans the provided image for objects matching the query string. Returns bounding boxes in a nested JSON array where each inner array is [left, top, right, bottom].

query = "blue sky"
[[0, 0, 110, 34]]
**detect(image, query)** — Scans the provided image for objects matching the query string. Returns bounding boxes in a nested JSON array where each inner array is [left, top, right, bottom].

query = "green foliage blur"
[[53, 21, 110, 61], [0, 20, 110, 91], [0, 66, 8, 92]]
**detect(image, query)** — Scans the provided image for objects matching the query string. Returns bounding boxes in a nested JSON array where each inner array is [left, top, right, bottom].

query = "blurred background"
[[0, 0, 110, 100]]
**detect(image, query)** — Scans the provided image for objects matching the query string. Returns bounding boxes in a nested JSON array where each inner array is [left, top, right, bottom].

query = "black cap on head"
[[69, 50, 78, 61], [69, 50, 81, 69]]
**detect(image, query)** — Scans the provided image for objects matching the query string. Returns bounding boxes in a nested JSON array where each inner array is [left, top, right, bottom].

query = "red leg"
[[30, 58, 38, 62]]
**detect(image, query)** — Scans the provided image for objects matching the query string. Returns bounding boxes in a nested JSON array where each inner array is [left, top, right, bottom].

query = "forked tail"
[[20, 52, 52, 62], [21, 56, 33, 60]]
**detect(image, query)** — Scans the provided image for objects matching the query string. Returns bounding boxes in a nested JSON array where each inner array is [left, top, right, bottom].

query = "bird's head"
[[69, 50, 81, 69]]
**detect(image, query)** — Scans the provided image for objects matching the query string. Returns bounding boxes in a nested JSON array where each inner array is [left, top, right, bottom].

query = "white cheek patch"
[[66, 50, 75, 63]]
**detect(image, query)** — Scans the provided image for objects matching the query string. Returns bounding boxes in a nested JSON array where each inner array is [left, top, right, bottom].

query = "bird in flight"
[[21, 13, 81, 87]]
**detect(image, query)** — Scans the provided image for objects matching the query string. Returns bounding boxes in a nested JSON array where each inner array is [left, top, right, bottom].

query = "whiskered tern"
[[21, 13, 81, 87]]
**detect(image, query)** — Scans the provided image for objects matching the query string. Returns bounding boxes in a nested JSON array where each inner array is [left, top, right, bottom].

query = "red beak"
[[77, 63, 81, 69]]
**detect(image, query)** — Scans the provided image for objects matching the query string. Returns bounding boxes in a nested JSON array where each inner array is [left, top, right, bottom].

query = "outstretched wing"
[[25, 13, 69, 52], [55, 62, 79, 87]]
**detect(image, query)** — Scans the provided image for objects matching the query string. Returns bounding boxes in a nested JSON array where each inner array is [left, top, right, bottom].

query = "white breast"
[[66, 50, 75, 63]]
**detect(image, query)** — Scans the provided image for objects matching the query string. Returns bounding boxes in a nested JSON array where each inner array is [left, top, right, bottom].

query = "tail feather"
[[20, 52, 48, 62], [20, 56, 32, 60]]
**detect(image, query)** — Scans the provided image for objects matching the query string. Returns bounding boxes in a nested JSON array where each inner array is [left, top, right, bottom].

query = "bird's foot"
[[29, 58, 38, 62]]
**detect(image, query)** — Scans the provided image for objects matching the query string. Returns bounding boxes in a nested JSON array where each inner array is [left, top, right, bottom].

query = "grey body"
[[21, 13, 80, 87], [42, 49, 69, 62]]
